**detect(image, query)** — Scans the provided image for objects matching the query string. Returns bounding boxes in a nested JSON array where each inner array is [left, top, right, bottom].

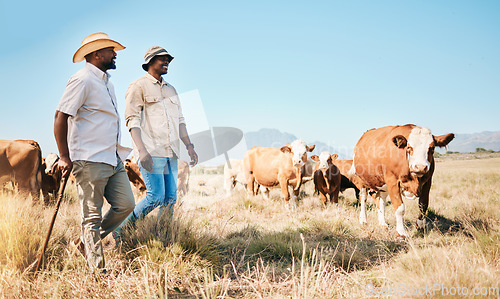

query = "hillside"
[[445, 131, 500, 153], [244, 128, 351, 158]]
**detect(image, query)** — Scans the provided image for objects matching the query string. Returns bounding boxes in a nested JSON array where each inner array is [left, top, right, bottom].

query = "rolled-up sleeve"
[[178, 105, 186, 125], [125, 82, 144, 130], [172, 86, 186, 125], [57, 76, 87, 116]]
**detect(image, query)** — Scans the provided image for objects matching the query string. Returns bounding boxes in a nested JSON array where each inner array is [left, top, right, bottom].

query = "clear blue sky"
[[1, 0, 499, 158]]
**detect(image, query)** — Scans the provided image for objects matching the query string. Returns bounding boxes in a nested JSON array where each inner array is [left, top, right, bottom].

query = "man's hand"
[[139, 150, 153, 172], [188, 147, 198, 166], [57, 156, 73, 179]]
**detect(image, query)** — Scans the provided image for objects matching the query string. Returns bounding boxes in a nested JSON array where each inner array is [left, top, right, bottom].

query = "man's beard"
[[104, 60, 116, 70]]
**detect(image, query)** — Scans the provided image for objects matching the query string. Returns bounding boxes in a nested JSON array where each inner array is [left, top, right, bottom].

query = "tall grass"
[[1, 156, 499, 297]]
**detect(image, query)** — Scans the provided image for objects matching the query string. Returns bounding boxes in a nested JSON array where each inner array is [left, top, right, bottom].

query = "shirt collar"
[[85, 62, 111, 82], [145, 73, 167, 86]]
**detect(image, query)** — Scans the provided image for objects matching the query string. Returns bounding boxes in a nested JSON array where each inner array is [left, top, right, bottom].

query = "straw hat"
[[72, 32, 125, 63], [142, 46, 174, 71]]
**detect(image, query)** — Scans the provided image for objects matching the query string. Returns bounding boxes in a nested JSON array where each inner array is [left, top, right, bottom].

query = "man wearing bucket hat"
[[54, 32, 135, 271], [118, 46, 198, 236]]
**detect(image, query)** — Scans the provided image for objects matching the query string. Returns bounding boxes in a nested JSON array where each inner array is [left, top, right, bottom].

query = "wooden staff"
[[35, 175, 69, 274]]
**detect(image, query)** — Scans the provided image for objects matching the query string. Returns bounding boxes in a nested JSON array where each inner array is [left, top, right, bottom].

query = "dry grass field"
[[1, 154, 499, 298]]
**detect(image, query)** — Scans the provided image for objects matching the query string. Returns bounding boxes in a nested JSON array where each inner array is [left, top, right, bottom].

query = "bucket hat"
[[142, 46, 174, 71], [73, 32, 125, 63]]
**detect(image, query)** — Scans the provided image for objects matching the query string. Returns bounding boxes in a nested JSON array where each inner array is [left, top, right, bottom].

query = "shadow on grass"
[[221, 225, 407, 275], [120, 213, 408, 278], [412, 209, 491, 238], [426, 209, 465, 234]]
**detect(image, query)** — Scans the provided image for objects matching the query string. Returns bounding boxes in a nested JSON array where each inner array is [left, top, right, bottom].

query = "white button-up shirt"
[[57, 63, 126, 166], [125, 73, 186, 159]]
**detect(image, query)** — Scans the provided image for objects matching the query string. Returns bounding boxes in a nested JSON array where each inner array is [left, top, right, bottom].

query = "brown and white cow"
[[311, 152, 341, 204], [352, 124, 454, 237], [177, 160, 190, 197], [124, 158, 147, 194], [0, 139, 42, 201], [41, 153, 62, 203], [40, 152, 75, 203], [243, 140, 315, 210], [257, 156, 317, 200]]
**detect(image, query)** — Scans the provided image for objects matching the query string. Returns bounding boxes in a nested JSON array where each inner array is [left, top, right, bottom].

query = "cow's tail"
[[348, 154, 356, 177]]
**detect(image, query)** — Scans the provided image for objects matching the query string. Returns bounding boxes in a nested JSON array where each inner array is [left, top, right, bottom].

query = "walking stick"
[[35, 174, 69, 274]]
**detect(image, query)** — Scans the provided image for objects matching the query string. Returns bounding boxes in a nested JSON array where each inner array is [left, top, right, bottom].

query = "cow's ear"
[[392, 135, 407, 148], [434, 133, 454, 147], [310, 155, 319, 161], [307, 145, 315, 152], [330, 154, 338, 161], [280, 146, 291, 153]]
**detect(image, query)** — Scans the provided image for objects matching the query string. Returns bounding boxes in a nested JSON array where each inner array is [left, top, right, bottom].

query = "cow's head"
[[281, 140, 315, 167], [392, 127, 454, 177], [311, 152, 338, 172], [44, 153, 60, 175], [124, 158, 132, 170]]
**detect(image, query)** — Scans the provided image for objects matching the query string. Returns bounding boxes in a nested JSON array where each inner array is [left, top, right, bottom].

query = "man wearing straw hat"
[[116, 46, 198, 237], [54, 32, 135, 272]]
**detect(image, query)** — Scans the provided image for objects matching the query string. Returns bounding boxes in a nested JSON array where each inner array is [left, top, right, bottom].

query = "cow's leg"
[[330, 184, 340, 204], [42, 190, 50, 205], [417, 180, 431, 230], [246, 172, 256, 197], [354, 186, 360, 200], [319, 191, 328, 205], [387, 180, 407, 237], [20, 178, 40, 202], [290, 187, 300, 210], [223, 175, 233, 197], [279, 177, 293, 210], [329, 191, 338, 204], [260, 185, 270, 200], [374, 191, 388, 226], [359, 188, 367, 224]]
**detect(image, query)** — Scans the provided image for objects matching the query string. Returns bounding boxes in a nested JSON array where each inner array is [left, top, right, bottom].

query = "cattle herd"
[[226, 124, 454, 238], [1, 124, 454, 238]]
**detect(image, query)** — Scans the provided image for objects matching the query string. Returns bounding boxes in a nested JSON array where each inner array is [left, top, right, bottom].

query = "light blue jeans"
[[134, 156, 178, 219]]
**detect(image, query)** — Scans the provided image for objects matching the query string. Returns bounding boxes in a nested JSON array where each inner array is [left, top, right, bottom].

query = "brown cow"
[[311, 152, 341, 204], [352, 124, 454, 237], [332, 158, 393, 226], [332, 159, 362, 200], [177, 160, 190, 197], [124, 158, 191, 197], [243, 140, 315, 210], [40, 153, 75, 204], [0, 139, 42, 201], [124, 158, 146, 194], [41, 153, 61, 203], [248, 154, 318, 200]]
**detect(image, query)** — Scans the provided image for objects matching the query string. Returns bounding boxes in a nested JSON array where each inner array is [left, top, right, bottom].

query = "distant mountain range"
[[244, 128, 353, 158], [244, 128, 500, 155], [444, 131, 500, 153]]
